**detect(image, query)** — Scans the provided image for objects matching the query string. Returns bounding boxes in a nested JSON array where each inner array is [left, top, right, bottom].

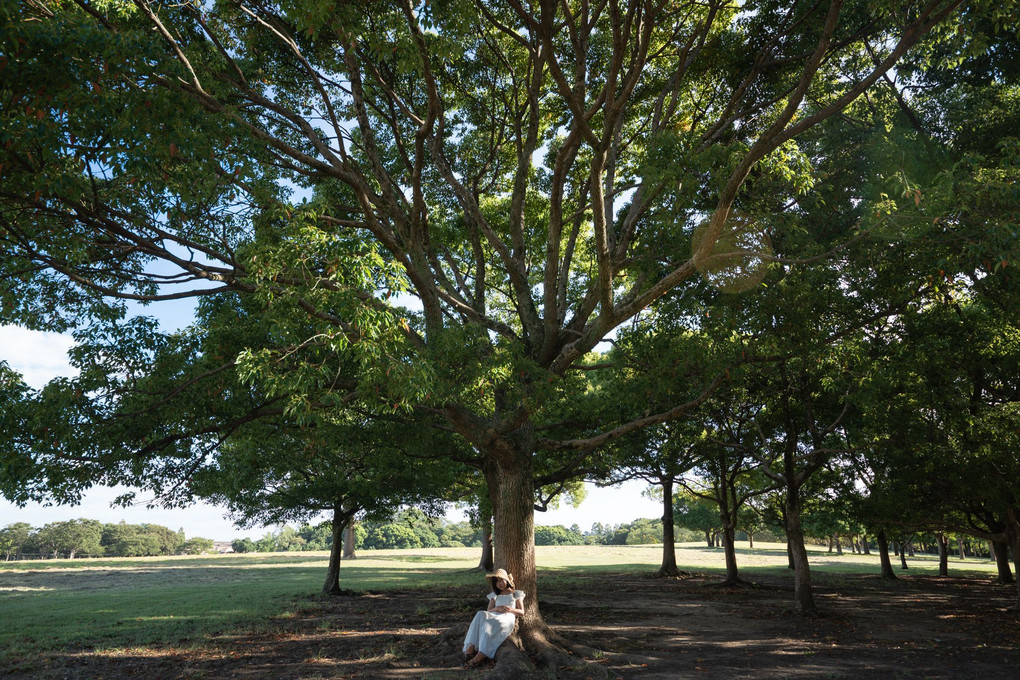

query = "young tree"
[[686, 397, 776, 586]]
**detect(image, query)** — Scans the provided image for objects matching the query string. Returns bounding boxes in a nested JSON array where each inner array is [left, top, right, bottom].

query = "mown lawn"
[[0, 542, 1000, 669]]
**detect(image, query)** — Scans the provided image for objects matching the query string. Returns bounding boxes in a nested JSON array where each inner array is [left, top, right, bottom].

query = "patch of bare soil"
[[10, 571, 1020, 679]]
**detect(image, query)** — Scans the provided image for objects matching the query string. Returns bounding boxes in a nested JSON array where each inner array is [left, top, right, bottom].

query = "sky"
[[0, 324, 662, 540]]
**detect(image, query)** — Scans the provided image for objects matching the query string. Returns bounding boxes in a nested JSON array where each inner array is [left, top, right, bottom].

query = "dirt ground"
[[14, 569, 1019, 680]]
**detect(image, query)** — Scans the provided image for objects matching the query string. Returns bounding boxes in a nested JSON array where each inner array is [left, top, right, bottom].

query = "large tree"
[[1, 0, 969, 660]]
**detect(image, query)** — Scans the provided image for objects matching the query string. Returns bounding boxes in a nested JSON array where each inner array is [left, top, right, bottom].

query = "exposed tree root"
[[479, 625, 614, 679], [655, 567, 695, 578]]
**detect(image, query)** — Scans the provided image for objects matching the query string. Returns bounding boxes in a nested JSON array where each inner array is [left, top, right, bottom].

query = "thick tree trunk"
[[322, 506, 347, 596], [835, 536, 843, 556], [482, 433, 562, 663], [877, 529, 897, 580], [1007, 506, 1020, 609], [992, 540, 1014, 584], [658, 477, 680, 577], [342, 523, 357, 560], [705, 529, 713, 548], [785, 491, 816, 614], [937, 532, 949, 577]]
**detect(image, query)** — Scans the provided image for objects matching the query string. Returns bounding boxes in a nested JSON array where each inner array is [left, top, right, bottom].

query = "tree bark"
[[877, 529, 897, 580], [342, 523, 357, 560], [748, 531, 755, 549], [785, 491, 816, 614], [721, 523, 740, 585], [717, 481, 740, 585], [480, 431, 563, 662], [658, 476, 680, 577], [1006, 506, 1020, 609], [898, 538, 909, 570], [937, 532, 949, 577], [322, 505, 348, 596], [477, 511, 494, 573], [958, 538, 967, 559], [993, 540, 1015, 584]]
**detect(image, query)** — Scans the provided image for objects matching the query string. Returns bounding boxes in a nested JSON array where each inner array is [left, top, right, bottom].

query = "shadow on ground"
[[5, 570, 1019, 679]]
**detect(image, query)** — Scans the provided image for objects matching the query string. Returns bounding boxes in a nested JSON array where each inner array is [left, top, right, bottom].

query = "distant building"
[[213, 541, 234, 554]]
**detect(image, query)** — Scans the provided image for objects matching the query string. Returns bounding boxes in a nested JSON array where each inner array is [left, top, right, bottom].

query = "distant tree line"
[[0, 520, 217, 560], [230, 511, 783, 554], [3, 511, 1001, 565]]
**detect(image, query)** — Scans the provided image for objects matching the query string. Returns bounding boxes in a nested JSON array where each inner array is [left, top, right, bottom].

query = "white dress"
[[462, 590, 525, 657]]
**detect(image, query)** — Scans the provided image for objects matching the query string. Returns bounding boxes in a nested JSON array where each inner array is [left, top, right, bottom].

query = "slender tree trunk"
[[937, 532, 949, 577], [717, 483, 740, 585], [322, 505, 347, 596], [862, 538, 871, 555], [958, 538, 967, 559], [785, 490, 816, 614], [877, 529, 897, 580], [705, 529, 713, 548], [898, 539, 909, 570], [835, 536, 843, 556], [993, 540, 1015, 584], [477, 513, 494, 572], [721, 523, 740, 585], [342, 523, 357, 560], [748, 531, 754, 549], [658, 477, 680, 577]]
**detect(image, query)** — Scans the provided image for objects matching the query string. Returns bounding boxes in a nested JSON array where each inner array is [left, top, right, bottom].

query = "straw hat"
[[486, 568, 515, 591]]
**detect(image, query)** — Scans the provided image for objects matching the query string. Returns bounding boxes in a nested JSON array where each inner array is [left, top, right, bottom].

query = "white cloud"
[[0, 325, 78, 390]]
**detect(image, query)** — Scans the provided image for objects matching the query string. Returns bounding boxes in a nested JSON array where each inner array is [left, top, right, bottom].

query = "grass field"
[[0, 542, 1002, 670]]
